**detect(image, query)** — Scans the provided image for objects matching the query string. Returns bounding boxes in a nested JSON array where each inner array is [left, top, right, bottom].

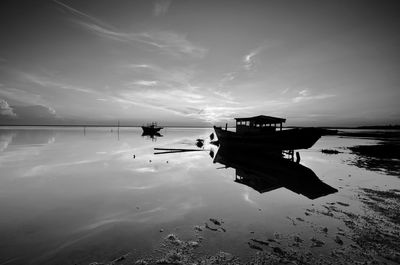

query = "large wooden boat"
[[141, 122, 163, 134], [214, 115, 321, 150]]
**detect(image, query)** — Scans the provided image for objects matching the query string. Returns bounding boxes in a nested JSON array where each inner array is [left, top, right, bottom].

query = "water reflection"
[[0, 127, 347, 265], [141, 131, 163, 141], [0, 128, 55, 149], [213, 146, 338, 199]]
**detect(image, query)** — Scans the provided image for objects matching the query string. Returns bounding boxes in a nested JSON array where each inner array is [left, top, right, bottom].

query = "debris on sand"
[[197, 251, 240, 265], [209, 218, 222, 226], [194, 225, 203, 232], [165, 233, 183, 246], [135, 259, 148, 265], [334, 235, 344, 245], [250, 238, 269, 246], [188, 241, 199, 248], [310, 237, 325, 247], [286, 216, 296, 225], [272, 247, 285, 255], [293, 235, 303, 243], [248, 242, 263, 251], [205, 222, 219, 231], [133, 234, 228, 265], [336, 201, 350, 207], [273, 232, 281, 239]]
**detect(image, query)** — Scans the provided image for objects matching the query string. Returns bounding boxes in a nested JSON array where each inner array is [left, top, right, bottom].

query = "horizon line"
[[1, 124, 399, 129]]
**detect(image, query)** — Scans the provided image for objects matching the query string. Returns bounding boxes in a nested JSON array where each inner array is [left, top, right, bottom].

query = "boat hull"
[[141, 126, 162, 134], [213, 126, 321, 150]]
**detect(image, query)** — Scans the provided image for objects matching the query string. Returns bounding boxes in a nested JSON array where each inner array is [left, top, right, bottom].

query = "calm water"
[[0, 127, 397, 265]]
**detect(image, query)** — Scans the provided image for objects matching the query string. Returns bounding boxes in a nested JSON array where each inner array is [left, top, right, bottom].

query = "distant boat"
[[214, 145, 337, 199], [214, 115, 321, 150], [141, 122, 163, 134]]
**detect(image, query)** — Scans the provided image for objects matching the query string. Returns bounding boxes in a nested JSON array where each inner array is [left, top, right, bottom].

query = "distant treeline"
[[356, 125, 400, 129]]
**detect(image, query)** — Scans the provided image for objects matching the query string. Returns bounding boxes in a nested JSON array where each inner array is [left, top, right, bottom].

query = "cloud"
[[153, 0, 172, 16], [281, 88, 290, 94], [129, 80, 159, 87], [118, 84, 250, 123], [13, 105, 57, 119], [292, 89, 335, 103], [78, 21, 207, 58], [103, 62, 249, 122], [0, 86, 50, 108], [0, 102, 58, 124], [0, 99, 16, 117], [53, 0, 112, 29], [22, 73, 94, 94], [54, 0, 206, 59], [243, 45, 266, 70], [129, 64, 153, 69], [243, 51, 257, 70]]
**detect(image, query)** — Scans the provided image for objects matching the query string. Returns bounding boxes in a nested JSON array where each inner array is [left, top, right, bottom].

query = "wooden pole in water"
[[117, 120, 120, 140]]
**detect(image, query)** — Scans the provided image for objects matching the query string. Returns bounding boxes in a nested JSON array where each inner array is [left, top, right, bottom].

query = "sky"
[[0, 0, 399, 126]]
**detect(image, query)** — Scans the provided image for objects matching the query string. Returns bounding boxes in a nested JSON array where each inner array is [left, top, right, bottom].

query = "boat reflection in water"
[[213, 146, 338, 200], [142, 131, 163, 141]]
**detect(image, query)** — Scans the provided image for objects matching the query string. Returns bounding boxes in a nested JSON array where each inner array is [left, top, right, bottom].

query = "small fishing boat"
[[213, 115, 321, 150], [141, 122, 163, 134]]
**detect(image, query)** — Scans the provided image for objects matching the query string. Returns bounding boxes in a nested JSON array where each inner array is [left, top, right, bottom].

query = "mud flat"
[[349, 142, 400, 176], [87, 184, 400, 265]]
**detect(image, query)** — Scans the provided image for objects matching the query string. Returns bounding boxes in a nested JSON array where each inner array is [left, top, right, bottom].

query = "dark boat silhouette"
[[141, 122, 163, 134], [214, 115, 321, 150], [142, 131, 163, 141], [213, 146, 338, 199]]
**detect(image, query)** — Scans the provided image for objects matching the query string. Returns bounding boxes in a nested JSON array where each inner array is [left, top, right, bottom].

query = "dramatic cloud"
[[0, 99, 16, 117], [1, 1, 399, 126]]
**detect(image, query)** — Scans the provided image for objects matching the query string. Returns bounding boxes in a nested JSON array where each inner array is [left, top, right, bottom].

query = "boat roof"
[[235, 115, 286, 124]]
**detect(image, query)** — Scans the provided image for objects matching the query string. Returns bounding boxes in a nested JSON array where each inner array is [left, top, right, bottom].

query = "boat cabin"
[[235, 115, 286, 134]]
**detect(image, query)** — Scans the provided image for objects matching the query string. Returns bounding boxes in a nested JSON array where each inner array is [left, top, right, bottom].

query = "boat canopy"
[[234, 115, 286, 133]]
